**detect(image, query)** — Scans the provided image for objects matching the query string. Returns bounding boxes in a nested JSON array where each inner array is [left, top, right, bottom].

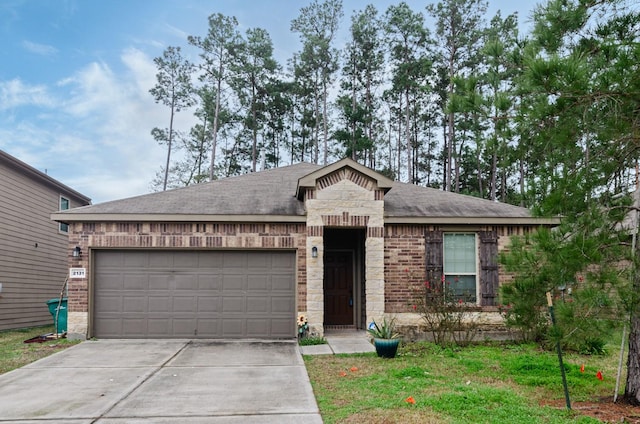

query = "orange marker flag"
[[596, 371, 603, 381]]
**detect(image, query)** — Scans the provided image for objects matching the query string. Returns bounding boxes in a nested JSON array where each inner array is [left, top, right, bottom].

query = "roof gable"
[[296, 158, 393, 200]]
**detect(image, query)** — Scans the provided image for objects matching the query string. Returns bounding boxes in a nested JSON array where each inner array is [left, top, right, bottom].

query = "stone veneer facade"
[[303, 167, 386, 336]]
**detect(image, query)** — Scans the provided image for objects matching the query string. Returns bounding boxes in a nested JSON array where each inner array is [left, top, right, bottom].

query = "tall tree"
[[505, 0, 640, 404], [189, 13, 243, 180], [335, 4, 384, 165], [384, 2, 431, 184], [427, 0, 487, 192], [291, 0, 343, 165], [233, 27, 279, 172], [149, 46, 195, 191]]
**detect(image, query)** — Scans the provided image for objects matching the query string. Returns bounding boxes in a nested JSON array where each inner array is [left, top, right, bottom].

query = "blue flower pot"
[[374, 338, 400, 358]]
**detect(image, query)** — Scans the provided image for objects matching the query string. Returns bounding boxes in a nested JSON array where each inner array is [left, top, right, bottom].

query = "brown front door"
[[324, 251, 353, 325]]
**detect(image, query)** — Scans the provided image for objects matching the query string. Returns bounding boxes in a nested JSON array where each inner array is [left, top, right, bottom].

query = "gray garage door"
[[93, 250, 296, 339]]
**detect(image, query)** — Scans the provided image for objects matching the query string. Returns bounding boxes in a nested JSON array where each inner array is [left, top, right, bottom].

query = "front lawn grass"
[[0, 325, 79, 375], [304, 341, 622, 423]]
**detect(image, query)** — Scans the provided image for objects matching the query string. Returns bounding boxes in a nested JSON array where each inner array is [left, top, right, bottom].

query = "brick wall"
[[67, 222, 307, 314], [383, 224, 533, 314], [384, 225, 428, 313]]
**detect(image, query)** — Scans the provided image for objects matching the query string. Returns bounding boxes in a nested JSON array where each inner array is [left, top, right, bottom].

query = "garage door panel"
[[196, 319, 219, 336], [222, 275, 245, 291], [125, 251, 151, 267], [222, 319, 243, 336], [197, 274, 221, 290], [174, 274, 198, 290], [121, 273, 149, 290], [223, 254, 246, 268], [272, 297, 294, 313], [148, 274, 172, 289], [222, 297, 244, 313], [98, 273, 124, 290], [94, 250, 295, 339], [197, 296, 220, 312], [247, 297, 269, 313], [97, 296, 123, 313], [148, 319, 171, 336], [246, 319, 268, 336], [271, 274, 295, 291], [173, 296, 197, 312], [122, 318, 146, 336], [247, 275, 269, 290], [123, 296, 147, 312], [271, 319, 294, 337]]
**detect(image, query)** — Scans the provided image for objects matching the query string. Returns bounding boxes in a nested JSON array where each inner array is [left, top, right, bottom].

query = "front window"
[[443, 233, 477, 302], [59, 196, 69, 233]]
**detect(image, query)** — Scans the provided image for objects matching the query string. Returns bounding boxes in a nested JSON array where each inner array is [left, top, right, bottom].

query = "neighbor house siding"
[[66, 222, 307, 337], [0, 153, 89, 331]]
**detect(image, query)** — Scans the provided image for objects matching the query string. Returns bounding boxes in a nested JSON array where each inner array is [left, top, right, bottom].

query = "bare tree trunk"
[[209, 58, 223, 181], [624, 316, 640, 404], [322, 78, 329, 165], [405, 90, 412, 184], [490, 151, 497, 201], [163, 104, 175, 191]]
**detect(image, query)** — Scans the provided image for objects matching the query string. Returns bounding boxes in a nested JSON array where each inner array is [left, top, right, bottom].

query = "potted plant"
[[367, 317, 401, 358]]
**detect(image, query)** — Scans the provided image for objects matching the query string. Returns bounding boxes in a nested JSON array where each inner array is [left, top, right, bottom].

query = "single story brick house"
[[52, 158, 557, 340]]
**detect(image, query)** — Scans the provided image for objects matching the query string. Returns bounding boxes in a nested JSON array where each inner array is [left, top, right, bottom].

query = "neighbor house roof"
[[1, 149, 91, 204], [51, 160, 558, 225]]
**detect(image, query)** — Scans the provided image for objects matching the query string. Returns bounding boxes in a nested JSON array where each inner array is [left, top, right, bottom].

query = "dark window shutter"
[[425, 230, 443, 284], [479, 231, 499, 306]]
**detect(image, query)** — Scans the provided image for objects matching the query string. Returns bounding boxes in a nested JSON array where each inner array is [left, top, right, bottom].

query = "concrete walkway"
[[299, 330, 375, 355], [0, 339, 322, 423]]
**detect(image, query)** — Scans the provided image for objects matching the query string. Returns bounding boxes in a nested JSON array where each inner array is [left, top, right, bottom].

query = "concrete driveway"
[[0, 339, 322, 423]]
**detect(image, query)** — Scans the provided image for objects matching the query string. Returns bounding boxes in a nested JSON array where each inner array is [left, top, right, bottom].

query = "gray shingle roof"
[[384, 182, 532, 218], [60, 162, 320, 216], [55, 161, 547, 224]]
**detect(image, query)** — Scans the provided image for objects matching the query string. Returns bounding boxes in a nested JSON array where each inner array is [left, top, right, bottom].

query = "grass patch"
[[299, 336, 328, 346], [0, 325, 79, 375], [304, 341, 620, 423]]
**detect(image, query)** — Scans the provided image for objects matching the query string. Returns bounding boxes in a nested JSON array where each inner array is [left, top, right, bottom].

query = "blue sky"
[[0, 0, 540, 204]]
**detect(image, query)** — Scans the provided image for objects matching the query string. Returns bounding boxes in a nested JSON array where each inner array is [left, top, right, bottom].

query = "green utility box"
[[46, 298, 67, 333]]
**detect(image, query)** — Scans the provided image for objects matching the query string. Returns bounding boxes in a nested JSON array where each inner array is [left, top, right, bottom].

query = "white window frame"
[[59, 196, 69, 233], [443, 232, 479, 304]]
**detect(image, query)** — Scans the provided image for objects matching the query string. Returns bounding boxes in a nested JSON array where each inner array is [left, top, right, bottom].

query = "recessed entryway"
[[323, 229, 365, 330]]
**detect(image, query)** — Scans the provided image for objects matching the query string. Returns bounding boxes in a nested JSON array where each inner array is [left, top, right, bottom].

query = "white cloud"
[[22, 40, 58, 56], [1, 47, 199, 204], [0, 78, 55, 110]]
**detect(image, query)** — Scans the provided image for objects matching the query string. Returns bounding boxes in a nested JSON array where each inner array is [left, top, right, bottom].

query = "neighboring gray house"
[[52, 158, 557, 340], [0, 150, 90, 331]]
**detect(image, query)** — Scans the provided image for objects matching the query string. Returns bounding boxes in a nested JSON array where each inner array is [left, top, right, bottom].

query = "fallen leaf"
[[580, 364, 585, 373], [405, 396, 416, 404], [350, 367, 358, 372], [339, 371, 347, 377], [596, 371, 603, 381]]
